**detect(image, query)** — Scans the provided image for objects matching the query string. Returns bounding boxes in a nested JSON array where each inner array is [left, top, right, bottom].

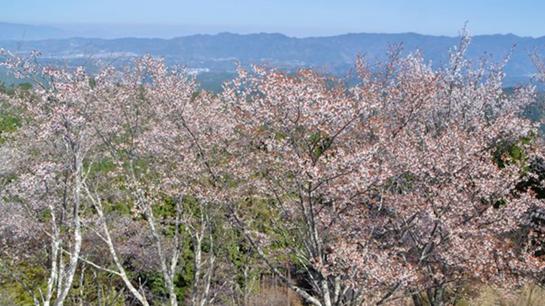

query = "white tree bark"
[[84, 185, 150, 306], [54, 154, 84, 306]]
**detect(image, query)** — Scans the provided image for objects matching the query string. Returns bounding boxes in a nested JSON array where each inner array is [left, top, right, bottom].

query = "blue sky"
[[1, 0, 544, 37]]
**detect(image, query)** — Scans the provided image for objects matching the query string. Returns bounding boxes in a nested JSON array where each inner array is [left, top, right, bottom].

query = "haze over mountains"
[[1, 22, 545, 88]]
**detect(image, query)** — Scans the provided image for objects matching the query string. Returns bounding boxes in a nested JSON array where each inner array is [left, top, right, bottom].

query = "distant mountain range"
[[1, 22, 545, 88]]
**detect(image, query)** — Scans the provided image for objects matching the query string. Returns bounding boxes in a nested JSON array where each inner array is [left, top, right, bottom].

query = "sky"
[[1, 0, 544, 37]]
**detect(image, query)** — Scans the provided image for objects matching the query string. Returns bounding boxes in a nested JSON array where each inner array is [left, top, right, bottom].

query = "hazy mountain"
[[0, 22, 67, 40], [1, 27, 545, 87]]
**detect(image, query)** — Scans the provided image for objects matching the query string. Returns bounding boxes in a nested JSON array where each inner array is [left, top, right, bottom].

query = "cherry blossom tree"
[[77, 56, 229, 305], [222, 32, 544, 305], [0, 53, 228, 305], [0, 50, 96, 306]]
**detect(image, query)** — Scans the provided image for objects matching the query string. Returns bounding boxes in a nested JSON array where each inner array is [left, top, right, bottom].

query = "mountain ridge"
[[2, 23, 545, 87]]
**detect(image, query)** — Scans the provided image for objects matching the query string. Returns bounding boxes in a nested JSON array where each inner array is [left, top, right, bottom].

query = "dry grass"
[[246, 283, 303, 306], [242, 283, 545, 306], [458, 284, 545, 306]]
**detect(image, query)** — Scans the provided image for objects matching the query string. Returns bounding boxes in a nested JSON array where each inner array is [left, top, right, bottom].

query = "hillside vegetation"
[[2, 33, 545, 306]]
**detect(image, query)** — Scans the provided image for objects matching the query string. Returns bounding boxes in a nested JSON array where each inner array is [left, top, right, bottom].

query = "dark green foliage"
[[308, 131, 333, 161], [85, 159, 116, 175], [0, 109, 20, 143], [136, 271, 183, 304], [493, 198, 508, 209], [238, 197, 280, 235], [0, 263, 47, 305], [105, 201, 132, 215], [0, 81, 32, 96], [0, 82, 30, 143], [0, 101, 21, 144], [493, 133, 535, 170], [515, 157, 545, 199], [384, 171, 417, 194], [88, 77, 96, 89]]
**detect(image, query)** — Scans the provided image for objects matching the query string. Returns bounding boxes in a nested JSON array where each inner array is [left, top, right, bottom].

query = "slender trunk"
[[412, 294, 424, 306], [78, 265, 85, 306], [428, 287, 444, 306], [44, 204, 60, 306], [321, 279, 332, 306], [86, 187, 150, 306], [199, 254, 215, 306], [191, 234, 203, 306], [191, 206, 215, 306], [197, 216, 215, 306], [54, 155, 83, 306], [145, 207, 178, 306], [129, 161, 178, 306], [332, 276, 341, 305], [56, 252, 64, 301], [93, 271, 103, 306]]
